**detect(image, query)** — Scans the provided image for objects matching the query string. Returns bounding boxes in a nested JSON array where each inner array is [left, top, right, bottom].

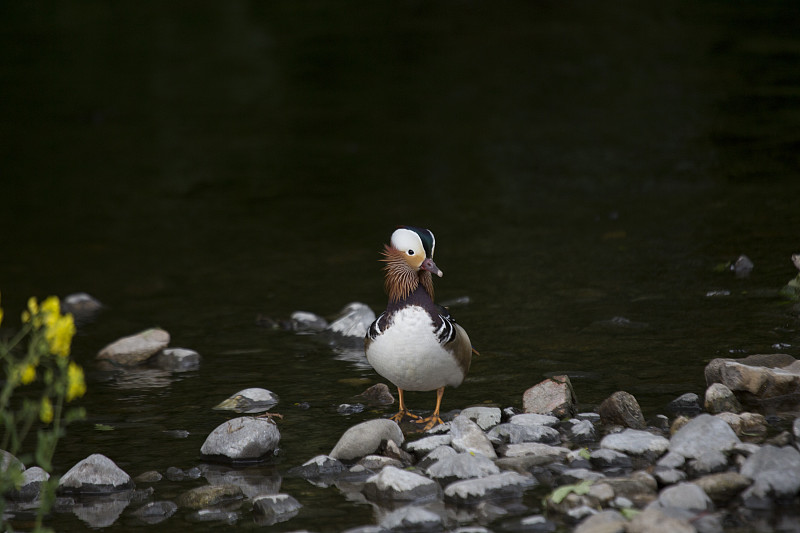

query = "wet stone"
[[501, 442, 570, 460], [667, 393, 703, 417], [358, 455, 403, 471], [574, 510, 626, 533], [380, 506, 443, 532], [704, 382, 742, 414], [740, 444, 800, 502], [405, 434, 452, 457], [213, 388, 279, 414], [450, 415, 497, 459], [600, 429, 669, 459], [200, 417, 280, 461], [134, 471, 162, 483], [460, 406, 503, 430], [503, 514, 557, 533], [290, 311, 328, 332], [444, 471, 533, 504], [330, 419, 404, 461], [653, 466, 687, 486], [627, 507, 694, 533], [155, 348, 201, 372], [58, 454, 134, 494], [13, 467, 49, 502], [522, 375, 576, 418], [589, 449, 632, 471], [338, 403, 365, 415], [252, 493, 302, 525], [131, 501, 178, 525], [176, 484, 243, 510], [687, 448, 728, 476], [289, 455, 345, 482], [692, 471, 751, 503], [360, 383, 395, 405], [487, 423, 561, 446], [425, 452, 500, 485], [326, 302, 376, 338], [418, 445, 458, 470], [598, 391, 646, 430], [362, 466, 440, 502], [563, 419, 597, 443], [652, 482, 713, 512], [96, 328, 170, 366], [669, 414, 740, 459]]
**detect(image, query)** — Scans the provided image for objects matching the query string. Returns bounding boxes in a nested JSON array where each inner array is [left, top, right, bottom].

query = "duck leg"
[[416, 387, 445, 430], [389, 388, 421, 422]]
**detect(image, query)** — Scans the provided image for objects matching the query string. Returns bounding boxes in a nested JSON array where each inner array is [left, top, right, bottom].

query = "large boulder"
[[58, 454, 133, 494], [705, 354, 800, 410]]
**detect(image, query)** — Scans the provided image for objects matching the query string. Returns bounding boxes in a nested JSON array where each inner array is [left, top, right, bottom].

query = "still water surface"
[[1, 1, 799, 531]]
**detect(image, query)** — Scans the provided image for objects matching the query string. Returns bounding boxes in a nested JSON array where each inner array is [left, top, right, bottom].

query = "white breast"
[[366, 306, 465, 391]]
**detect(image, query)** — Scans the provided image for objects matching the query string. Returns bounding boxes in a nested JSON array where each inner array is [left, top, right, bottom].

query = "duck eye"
[[407, 249, 415, 255]]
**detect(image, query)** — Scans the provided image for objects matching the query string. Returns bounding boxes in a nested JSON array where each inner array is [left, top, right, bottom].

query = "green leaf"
[[549, 479, 594, 504], [620, 507, 640, 520], [94, 423, 114, 431], [578, 448, 591, 460]]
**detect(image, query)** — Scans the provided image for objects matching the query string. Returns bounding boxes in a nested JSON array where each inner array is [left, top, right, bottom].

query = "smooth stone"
[[213, 388, 279, 414], [58, 454, 133, 493], [326, 302, 376, 338], [564, 419, 597, 443], [0, 450, 23, 474], [502, 442, 570, 460], [522, 375, 576, 418], [653, 466, 687, 486], [602, 474, 658, 508], [687, 449, 728, 476], [330, 419, 404, 461], [656, 451, 685, 469], [359, 383, 395, 405], [793, 417, 800, 441], [600, 429, 669, 458], [418, 446, 458, 470], [494, 454, 558, 474], [443, 471, 533, 504], [96, 328, 170, 366], [510, 413, 560, 427], [362, 466, 440, 502], [667, 393, 703, 417], [460, 406, 502, 430], [62, 292, 103, 321], [380, 506, 443, 531], [134, 471, 162, 483], [704, 383, 742, 414], [669, 414, 740, 459], [176, 484, 243, 510], [252, 494, 302, 525], [383, 439, 415, 466], [426, 452, 500, 485], [289, 454, 345, 479], [405, 434, 453, 456], [653, 482, 713, 512], [574, 509, 626, 533], [740, 444, 800, 500], [715, 411, 767, 437], [131, 501, 177, 524], [13, 466, 50, 501], [590, 449, 633, 471], [487, 423, 560, 446], [290, 311, 328, 332], [450, 415, 497, 459], [358, 455, 403, 471], [200, 417, 280, 460], [598, 391, 646, 429], [627, 507, 695, 533], [155, 348, 201, 372], [692, 472, 751, 503]]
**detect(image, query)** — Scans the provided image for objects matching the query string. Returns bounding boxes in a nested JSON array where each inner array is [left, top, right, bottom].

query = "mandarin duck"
[[365, 226, 473, 430]]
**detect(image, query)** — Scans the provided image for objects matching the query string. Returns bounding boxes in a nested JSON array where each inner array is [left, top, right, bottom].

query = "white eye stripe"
[[390, 228, 425, 257]]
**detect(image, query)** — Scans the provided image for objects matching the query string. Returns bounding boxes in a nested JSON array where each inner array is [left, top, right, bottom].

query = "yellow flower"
[[20, 364, 36, 385], [0, 307, 3, 327], [45, 314, 75, 358], [66, 362, 86, 401], [41, 296, 60, 329], [40, 397, 53, 424], [23, 297, 41, 327]]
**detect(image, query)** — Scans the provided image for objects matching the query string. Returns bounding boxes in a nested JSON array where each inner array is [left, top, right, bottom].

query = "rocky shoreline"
[[3, 300, 800, 531]]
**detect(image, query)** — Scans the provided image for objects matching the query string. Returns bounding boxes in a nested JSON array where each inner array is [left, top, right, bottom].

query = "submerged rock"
[[96, 328, 170, 366], [330, 419, 404, 461], [131, 501, 178, 525], [58, 454, 134, 494], [176, 484, 243, 510], [380, 506, 443, 531], [200, 417, 280, 461], [327, 302, 376, 338], [252, 494, 302, 525], [290, 311, 328, 332], [155, 348, 201, 372]]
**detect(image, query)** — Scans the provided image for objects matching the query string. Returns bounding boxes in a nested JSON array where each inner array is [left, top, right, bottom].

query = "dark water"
[[1, 1, 799, 531]]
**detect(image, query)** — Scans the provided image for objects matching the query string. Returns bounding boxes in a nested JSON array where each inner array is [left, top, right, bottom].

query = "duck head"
[[382, 226, 441, 301]]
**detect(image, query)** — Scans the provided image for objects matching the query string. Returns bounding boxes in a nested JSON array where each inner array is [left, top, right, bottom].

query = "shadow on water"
[[1, 1, 799, 531]]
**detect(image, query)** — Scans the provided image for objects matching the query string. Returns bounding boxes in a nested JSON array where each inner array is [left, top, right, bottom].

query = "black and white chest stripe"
[[367, 307, 458, 345]]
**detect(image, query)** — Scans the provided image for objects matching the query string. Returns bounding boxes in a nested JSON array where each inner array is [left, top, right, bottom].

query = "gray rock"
[[687, 449, 728, 476], [200, 417, 280, 460], [96, 328, 170, 366], [500, 514, 556, 533], [740, 445, 800, 501], [362, 466, 440, 502], [564, 419, 597, 443], [487, 423, 560, 446], [598, 391, 646, 429], [574, 510, 626, 533], [502, 442, 570, 460], [667, 393, 703, 417], [794, 417, 800, 441], [327, 302, 376, 338], [358, 455, 403, 471], [590, 449, 632, 471], [380, 505, 443, 531], [450, 415, 497, 459], [176, 484, 243, 510], [511, 413, 560, 427], [692, 472, 751, 503], [704, 383, 741, 414], [155, 348, 201, 372], [522, 375, 576, 418], [360, 383, 395, 405], [252, 494, 302, 525], [338, 403, 366, 415], [460, 406, 502, 430], [627, 507, 695, 533], [405, 434, 452, 456], [732, 254, 754, 278], [134, 471, 162, 483], [669, 414, 740, 459], [715, 411, 767, 438], [290, 311, 328, 332], [653, 466, 686, 486], [213, 388, 279, 414], [202, 465, 280, 499], [58, 454, 133, 493], [418, 446, 458, 470], [186, 508, 239, 524], [0, 450, 23, 474], [656, 451, 686, 469], [444, 471, 533, 504], [705, 354, 800, 409], [426, 452, 500, 485], [331, 419, 404, 461], [600, 429, 669, 459], [132, 501, 177, 524], [602, 474, 659, 508], [654, 482, 713, 512], [13, 466, 49, 502], [62, 292, 103, 322]]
